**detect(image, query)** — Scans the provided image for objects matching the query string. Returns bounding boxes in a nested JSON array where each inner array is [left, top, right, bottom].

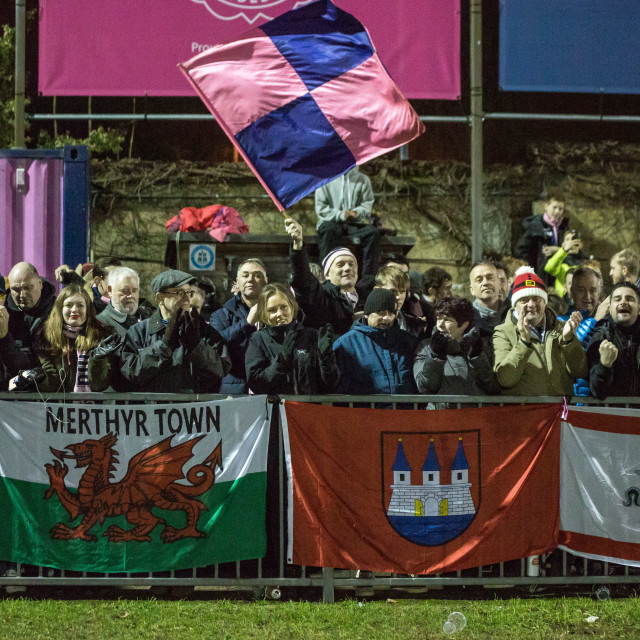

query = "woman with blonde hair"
[[37, 284, 110, 392], [245, 283, 339, 394]]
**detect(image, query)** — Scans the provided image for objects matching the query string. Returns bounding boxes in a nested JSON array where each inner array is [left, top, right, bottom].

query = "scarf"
[[343, 290, 359, 310], [542, 213, 563, 246], [63, 324, 91, 392]]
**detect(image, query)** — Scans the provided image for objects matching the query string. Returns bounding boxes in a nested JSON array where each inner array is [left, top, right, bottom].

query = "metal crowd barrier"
[[0, 392, 638, 602]]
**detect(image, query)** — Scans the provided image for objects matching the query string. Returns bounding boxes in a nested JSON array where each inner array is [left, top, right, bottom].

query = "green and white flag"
[[0, 396, 270, 573]]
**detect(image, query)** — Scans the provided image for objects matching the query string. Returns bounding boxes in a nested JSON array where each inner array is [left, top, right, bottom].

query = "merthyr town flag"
[[281, 401, 561, 574], [0, 396, 270, 573], [560, 406, 640, 567], [179, 0, 424, 211]]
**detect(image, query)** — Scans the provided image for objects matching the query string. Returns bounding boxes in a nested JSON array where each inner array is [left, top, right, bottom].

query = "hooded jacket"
[[333, 318, 418, 395], [120, 309, 229, 394], [245, 320, 339, 395], [493, 308, 587, 396], [314, 167, 374, 229], [0, 278, 56, 374], [209, 292, 257, 394], [587, 316, 640, 399]]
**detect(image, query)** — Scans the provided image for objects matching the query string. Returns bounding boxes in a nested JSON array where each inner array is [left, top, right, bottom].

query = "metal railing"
[[0, 392, 638, 602]]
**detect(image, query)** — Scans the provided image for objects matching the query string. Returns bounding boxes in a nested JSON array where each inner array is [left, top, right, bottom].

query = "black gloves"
[[91, 333, 125, 360], [180, 308, 202, 352], [460, 327, 484, 359], [317, 324, 335, 358], [429, 330, 451, 360], [278, 330, 297, 367], [163, 310, 182, 350]]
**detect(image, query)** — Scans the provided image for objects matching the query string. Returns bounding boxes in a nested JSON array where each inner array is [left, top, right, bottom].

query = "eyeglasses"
[[162, 289, 190, 299]]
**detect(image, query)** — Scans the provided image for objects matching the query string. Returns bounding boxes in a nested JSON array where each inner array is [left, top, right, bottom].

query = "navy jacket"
[[210, 293, 257, 394], [333, 319, 418, 395]]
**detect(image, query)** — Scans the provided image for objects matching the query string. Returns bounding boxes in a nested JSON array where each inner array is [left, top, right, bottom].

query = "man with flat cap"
[[120, 269, 229, 393]]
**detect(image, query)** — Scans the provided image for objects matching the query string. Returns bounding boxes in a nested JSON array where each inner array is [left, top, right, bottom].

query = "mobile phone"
[[570, 229, 580, 239]]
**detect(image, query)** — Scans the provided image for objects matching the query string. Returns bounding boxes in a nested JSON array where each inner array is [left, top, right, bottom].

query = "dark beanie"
[[364, 288, 398, 315]]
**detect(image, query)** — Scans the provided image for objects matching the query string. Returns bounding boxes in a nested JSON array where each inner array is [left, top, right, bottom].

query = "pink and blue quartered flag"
[[178, 0, 424, 211]]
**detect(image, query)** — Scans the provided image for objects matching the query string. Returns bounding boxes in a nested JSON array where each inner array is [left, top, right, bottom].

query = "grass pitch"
[[1, 592, 640, 640]]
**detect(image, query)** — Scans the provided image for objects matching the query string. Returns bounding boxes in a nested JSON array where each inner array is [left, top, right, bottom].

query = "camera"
[[13, 368, 46, 391], [570, 229, 580, 239]]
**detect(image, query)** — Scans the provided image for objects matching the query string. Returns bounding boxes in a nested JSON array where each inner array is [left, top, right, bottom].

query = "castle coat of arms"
[[383, 432, 480, 546]]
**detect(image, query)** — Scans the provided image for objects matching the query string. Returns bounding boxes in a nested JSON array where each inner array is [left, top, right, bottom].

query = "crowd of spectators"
[[0, 193, 639, 404]]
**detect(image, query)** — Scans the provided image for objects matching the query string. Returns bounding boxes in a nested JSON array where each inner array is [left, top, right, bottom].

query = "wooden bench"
[[165, 232, 415, 295]]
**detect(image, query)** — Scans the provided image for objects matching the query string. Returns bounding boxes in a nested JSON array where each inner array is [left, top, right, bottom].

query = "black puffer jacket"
[[0, 279, 56, 375], [587, 316, 640, 399], [120, 309, 229, 394], [245, 320, 339, 395], [514, 214, 580, 283], [290, 245, 365, 336]]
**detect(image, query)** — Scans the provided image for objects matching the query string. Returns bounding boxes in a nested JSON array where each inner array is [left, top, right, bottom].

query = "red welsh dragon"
[[44, 432, 222, 543]]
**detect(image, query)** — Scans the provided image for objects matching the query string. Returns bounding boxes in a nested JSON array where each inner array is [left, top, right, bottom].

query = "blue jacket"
[[333, 319, 418, 395], [210, 293, 257, 394]]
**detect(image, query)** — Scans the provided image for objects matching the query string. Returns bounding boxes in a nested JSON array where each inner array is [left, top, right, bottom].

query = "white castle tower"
[[387, 437, 475, 518]]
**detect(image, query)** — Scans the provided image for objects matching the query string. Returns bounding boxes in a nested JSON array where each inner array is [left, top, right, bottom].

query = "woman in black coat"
[[245, 283, 339, 395]]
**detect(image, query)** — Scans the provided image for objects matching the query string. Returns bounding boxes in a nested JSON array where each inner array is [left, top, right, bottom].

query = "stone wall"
[[90, 142, 640, 300]]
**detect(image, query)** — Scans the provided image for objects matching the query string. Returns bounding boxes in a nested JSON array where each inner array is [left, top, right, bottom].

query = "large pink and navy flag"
[[178, 0, 424, 211]]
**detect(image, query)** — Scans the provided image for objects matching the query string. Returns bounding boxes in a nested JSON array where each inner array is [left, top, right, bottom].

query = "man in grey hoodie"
[[314, 166, 381, 276]]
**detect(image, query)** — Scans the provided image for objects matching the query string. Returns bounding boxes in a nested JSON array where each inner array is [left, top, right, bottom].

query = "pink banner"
[[38, 0, 460, 100]]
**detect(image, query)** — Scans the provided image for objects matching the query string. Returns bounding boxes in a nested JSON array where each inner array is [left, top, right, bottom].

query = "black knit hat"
[[364, 288, 398, 315]]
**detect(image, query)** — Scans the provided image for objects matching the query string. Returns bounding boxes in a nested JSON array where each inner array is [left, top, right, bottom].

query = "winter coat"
[[413, 337, 499, 397], [209, 293, 257, 394], [120, 309, 229, 394], [290, 245, 365, 336], [245, 321, 339, 395], [38, 340, 111, 393], [493, 308, 587, 396], [587, 316, 640, 399], [0, 279, 56, 375], [97, 302, 149, 338], [514, 214, 574, 282], [333, 319, 418, 395], [314, 167, 374, 229]]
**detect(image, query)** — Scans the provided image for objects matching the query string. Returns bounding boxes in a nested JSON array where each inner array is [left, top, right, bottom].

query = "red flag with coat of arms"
[[281, 402, 561, 574]]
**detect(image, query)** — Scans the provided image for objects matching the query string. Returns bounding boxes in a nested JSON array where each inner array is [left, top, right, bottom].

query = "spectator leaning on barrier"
[[210, 258, 268, 394], [120, 269, 229, 394], [493, 266, 587, 396], [414, 296, 499, 398], [0, 262, 56, 378], [609, 248, 640, 289], [245, 283, 339, 395], [588, 282, 640, 400], [333, 288, 418, 395], [285, 217, 366, 336], [11, 284, 111, 393]]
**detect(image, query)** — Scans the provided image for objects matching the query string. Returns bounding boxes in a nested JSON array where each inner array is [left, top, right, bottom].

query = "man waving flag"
[[179, 0, 424, 211]]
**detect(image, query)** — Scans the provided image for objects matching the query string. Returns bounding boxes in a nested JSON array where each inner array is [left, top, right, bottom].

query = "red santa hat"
[[511, 266, 548, 307]]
